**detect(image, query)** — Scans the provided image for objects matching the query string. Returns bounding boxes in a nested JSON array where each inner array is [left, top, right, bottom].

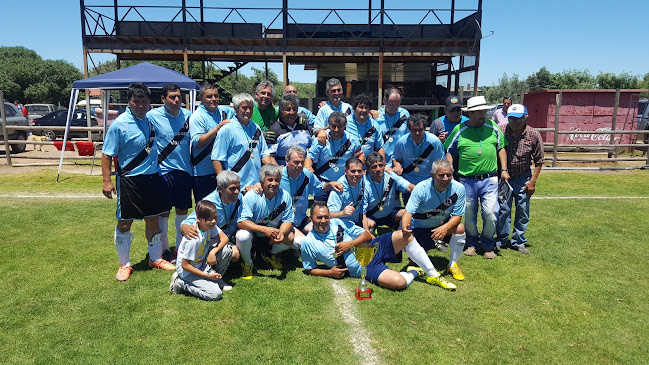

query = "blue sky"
[[1, 0, 648, 86]]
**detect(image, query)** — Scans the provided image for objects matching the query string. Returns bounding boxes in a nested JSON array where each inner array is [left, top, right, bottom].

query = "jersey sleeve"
[[307, 136, 322, 163], [392, 172, 412, 192], [238, 192, 256, 222], [314, 108, 328, 131], [327, 188, 343, 212], [282, 191, 295, 223], [102, 122, 121, 157], [405, 184, 424, 214], [300, 237, 319, 270], [429, 119, 444, 136], [182, 211, 198, 226], [311, 172, 326, 196], [451, 185, 466, 217], [211, 124, 230, 161]]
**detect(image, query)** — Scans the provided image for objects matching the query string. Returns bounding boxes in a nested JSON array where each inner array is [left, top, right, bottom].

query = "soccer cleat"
[[464, 246, 477, 256], [263, 254, 283, 270], [162, 249, 177, 264], [116, 265, 133, 281], [434, 241, 449, 252], [517, 246, 530, 255], [149, 258, 176, 271], [426, 275, 457, 290], [241, 261, 253, 280], [446, 262, 465, 281], [406, 266, 426, 277], [169, 272, 182, 294], [483, 250, 496, 259]]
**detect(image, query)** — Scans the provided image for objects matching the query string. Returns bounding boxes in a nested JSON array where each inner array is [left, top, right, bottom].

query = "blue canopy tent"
[[57, 62, 200, 182]]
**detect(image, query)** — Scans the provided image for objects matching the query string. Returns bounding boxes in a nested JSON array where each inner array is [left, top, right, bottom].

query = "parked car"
[[0, 102, 29, 152], [486, 103, 503, 120], [32, 109, 98, 141], [637, 99, 649, 143], [25, 103, 57, 125]]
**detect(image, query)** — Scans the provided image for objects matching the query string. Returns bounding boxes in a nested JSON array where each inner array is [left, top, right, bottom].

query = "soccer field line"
[[1, 194, 648, 201], [330, 280, 382, 365]]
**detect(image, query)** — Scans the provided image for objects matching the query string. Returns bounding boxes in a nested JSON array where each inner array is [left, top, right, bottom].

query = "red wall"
[[524, 89, 643, 145]]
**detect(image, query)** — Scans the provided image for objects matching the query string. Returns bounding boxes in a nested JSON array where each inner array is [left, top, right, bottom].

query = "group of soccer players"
[[102, 77, 518, 301]]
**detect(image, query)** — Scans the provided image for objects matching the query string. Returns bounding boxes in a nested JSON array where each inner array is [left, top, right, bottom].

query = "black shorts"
[[193, 174, 217, 204], [161, 170, 193, 210], [368, 207, 401, 229], [411, 227, 451, 251], [296, 216, 310, 231], [252, 234, 273, 257], [117, 173, 169, 220]]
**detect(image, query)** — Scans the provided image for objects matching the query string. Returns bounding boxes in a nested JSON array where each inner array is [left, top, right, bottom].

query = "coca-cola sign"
[[565, 127, 620, 144]]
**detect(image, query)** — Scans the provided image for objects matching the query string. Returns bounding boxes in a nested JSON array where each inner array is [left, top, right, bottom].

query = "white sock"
[[114, 227, 133, 267], [235, 230, 253, 265], [159, 216, 170, 251], [449, 233, 466, 266], [147, 232, 163, 262], [405, 237, 439, 277], [175, 214, 187, 249], [271, 242, 292, 255], [293, 236, 306, 250], [399, 271, 416, 287]]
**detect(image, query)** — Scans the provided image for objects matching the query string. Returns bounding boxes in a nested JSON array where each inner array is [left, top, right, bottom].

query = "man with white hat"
[[495, 104, 544, 254], [443, 96, 509, 259]]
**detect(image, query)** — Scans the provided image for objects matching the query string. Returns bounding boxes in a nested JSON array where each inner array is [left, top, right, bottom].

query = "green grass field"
[[1, 169, 648, 364]]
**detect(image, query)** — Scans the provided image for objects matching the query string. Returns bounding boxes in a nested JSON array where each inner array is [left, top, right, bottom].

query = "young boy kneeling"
[[170, 200, 233, 301]]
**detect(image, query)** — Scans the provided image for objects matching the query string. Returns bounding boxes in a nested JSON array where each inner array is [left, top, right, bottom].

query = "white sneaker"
[[217, 280, 233, 292], [169, 272, 182, 294]]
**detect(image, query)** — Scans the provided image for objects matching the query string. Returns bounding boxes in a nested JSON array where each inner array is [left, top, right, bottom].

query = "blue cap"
[[506, 104, 528, 118]]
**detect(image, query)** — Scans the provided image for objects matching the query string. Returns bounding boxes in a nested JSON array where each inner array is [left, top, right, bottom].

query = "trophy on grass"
[[352, 242, 378, 300]]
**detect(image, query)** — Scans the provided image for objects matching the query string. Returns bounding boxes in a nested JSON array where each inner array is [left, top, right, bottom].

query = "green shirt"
[[252, 103, 279, 131], [443, 119, 507, 176]]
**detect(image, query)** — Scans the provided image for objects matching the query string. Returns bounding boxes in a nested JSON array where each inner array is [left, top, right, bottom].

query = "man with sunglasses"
[[430, 95, 468, 143], [495, 104, 544, 255]]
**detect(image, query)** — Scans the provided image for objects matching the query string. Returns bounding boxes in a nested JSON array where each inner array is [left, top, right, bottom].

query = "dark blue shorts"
[[368, 207, 401, 229], [193, 174, 216, 204], [412, 227, 451, 251], [117, 173, 168, 220], [161, 170, 193, 210], [365, 232, 403, 285]]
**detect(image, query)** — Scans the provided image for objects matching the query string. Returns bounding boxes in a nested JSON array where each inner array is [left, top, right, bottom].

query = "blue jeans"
[[461, 176, 499, 251], [496, 172, 531, 248]]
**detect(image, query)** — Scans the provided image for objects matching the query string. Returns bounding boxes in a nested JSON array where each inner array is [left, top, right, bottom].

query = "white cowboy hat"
[[462, 96, 494, 112]]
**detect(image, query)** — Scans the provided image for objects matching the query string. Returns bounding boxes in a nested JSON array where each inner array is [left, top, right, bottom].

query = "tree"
[[595, 72, 640, 89], [484, 73, 526, 104], [553, 69, 595, 89], [0, 46, 83, 105], [526, 66, 556, 91]]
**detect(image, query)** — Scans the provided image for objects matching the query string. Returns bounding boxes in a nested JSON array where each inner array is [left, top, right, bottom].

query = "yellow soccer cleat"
[[241, 261, 253, 280], [426, 275, 457, 290], [406, 266, 425, 277], [446, 262, 465, 281], [263, 254, 283, 270]]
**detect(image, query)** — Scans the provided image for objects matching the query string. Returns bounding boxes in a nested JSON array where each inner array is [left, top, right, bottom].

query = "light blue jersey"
[[182, 190, 243, 238], [299, 106, 316, 126], [211, 117, 270, 188], [148, 106, 193, 174], [274, 129, 312, 165], [314, 101, 353, 130], [346, 114, 384, 158], [301, 218, 365, 277], [405, 179, 465, 229], [365, 171, 411, 219], [443, 115, 469, 134], [189, 104, 235, 177], [393, 132, 445, 185], [327, 175, 367, 225], [238, 189, 294, 236], [307, 130, 362, 182], [377, 106, 410, 166], [280, 169, 325, 228], [103, 107, 159, 176]]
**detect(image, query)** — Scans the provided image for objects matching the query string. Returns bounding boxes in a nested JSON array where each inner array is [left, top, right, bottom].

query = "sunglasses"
[[436, 173, 453, 178], [448, 107, 461, 112]]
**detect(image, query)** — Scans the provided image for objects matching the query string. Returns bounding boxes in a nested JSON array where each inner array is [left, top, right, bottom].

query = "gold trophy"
[[352, 242, 378, 300]]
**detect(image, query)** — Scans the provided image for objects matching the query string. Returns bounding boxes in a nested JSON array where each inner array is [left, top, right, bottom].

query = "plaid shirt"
[[504, 124, 544, 178]]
